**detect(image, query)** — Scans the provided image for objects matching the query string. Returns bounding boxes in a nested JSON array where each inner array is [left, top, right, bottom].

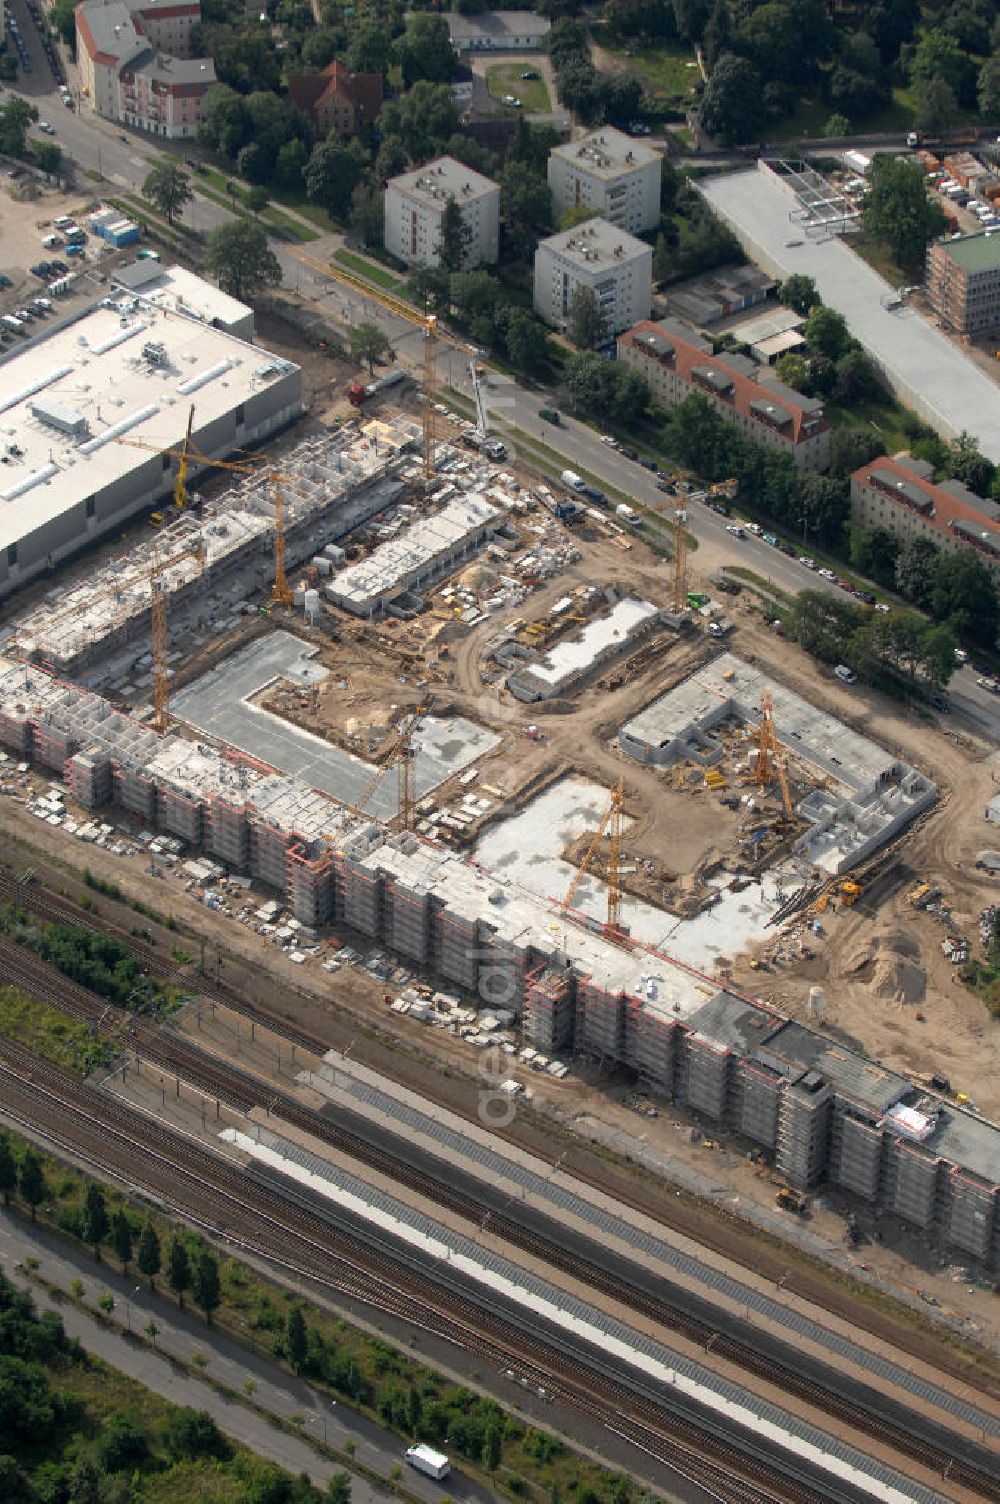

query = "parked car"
[[639, 457, 657, 471], [954, 647, 969, 662], [778, 543, 795, 556], [621, 446, 638, 461], [520, 69, 539, 79], [818, 567, 836, 580], [856, 590, 876, 605], [799, 556, 816, 569]]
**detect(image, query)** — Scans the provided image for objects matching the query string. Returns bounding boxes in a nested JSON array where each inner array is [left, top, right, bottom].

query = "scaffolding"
[[735, 1057, 784, 1146], [574, 976, 625, 1060], [830, 1108, 883, 1201], [523, 961, 575, 1052], [679, 1031, 731, 1121], [776, 1075, 832, 1188], [887, 1138, 942, 1230], [946, 1170, 997, 1260], [625, 1000, 675, 1093]]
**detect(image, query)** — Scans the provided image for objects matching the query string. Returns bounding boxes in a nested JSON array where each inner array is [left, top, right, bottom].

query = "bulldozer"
[[776, 1185, 809, 1215]]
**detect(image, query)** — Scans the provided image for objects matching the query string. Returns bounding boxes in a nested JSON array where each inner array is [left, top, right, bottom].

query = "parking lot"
[[0, 184, 112, 343]]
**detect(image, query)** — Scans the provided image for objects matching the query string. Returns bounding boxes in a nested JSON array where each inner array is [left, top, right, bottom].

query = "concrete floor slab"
[[172, 631, 499, 819], [473, 775, 786, 965]]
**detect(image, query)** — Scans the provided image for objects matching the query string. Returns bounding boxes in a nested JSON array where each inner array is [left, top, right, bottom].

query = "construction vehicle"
[[837, 880, 862, 906], [347, 368, 408, 407], [776, 1186, 808, 1215]]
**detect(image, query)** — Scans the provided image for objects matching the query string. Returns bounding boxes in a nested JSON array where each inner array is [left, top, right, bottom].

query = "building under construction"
[[10, 420, 420, 677], [620, 653, 937, 873], [0, 652, 994, 1266]]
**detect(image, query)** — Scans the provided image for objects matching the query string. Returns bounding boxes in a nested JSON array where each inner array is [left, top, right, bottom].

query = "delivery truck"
[[560, 469, 586, 492], [405, 1445, 451, 1481]]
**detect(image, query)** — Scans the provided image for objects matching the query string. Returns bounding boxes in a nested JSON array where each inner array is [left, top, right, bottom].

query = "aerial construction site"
[[2, 255, 1000, 1504]]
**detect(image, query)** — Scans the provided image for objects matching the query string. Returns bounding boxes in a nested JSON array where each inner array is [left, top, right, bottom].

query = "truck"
[[406, 1446, 451, 1481], [580, 483, 607, 506], [560, 469, 586, 492], [347, 368, 407, 407], [615, 503, 642, 528], [907, 127, 980, 149]]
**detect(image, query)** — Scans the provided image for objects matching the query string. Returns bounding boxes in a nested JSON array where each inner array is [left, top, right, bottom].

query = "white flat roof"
[[538, 218, 651, 269], [551, 127, 659, 178], [0, 301, 296, 552], [328, 493, 499, 608], [388, 156, 499, 209], [520, 597, 659, 690], [112, 262, 252, 330]]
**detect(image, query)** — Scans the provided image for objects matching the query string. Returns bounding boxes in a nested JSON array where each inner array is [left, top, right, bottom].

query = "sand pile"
[[845, 926, 926, 1006]]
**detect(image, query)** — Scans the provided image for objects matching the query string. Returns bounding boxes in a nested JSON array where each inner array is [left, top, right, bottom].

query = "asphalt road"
[[0, 1209, 504, 1504]]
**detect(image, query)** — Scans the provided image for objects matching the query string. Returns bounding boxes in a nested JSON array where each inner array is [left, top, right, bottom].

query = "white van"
[[834, 664, 858, 684]]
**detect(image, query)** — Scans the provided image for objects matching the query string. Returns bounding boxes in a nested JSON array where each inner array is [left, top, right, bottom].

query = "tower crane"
[[561, 777, 626, 935], [347, 698, 433, 830], [114, 433, 293, 609], [751, 691, 794, 818], [173, 403, 196, 511], [288, 248, 482, 481]]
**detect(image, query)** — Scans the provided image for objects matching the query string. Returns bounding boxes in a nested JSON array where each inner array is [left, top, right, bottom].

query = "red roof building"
[[850, 454, 1000, 577], [617, 318, 830, 471], [288, 59, 383, 137]]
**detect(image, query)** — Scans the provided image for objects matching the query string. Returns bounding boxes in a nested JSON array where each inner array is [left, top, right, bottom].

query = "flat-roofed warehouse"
[[0, 292, 302, 599]]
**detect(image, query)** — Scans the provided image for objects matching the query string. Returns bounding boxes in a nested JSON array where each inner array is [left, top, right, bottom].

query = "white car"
[[818, 567, 836, 580], [954, 648, 969, 662], [600, 434, 619, 447], [39, 121, 55, 134], [874, 602, 890, 613], [799, 556, 816, 569]]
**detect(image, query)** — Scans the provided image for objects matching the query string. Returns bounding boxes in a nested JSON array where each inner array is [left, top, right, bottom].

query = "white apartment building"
[[533, 219, 652, 338], [548, 128, 661, 235], [383, 157, 499, 270]]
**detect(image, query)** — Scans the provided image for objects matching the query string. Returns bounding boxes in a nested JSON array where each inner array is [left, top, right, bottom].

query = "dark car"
[[857, 590, 876, 605], [622, 446, 638, 461], [656, 477, 673, 492], [30, 262, 48, 277], [50, 259, 68, 273], [639, 457, 657, 471], [778, 542, 795, 556]]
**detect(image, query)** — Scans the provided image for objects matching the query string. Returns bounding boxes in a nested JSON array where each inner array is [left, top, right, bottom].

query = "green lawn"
[[334, 247, 407, 293], [484, 61, 550, 112], [602, 41, 700, 107]]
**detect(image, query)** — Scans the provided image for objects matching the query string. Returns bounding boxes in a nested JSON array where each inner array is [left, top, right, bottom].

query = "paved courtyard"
[[699, 165, 1000, 462]]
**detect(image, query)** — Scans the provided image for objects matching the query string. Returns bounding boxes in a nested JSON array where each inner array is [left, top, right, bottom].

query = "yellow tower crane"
[[562, 777, 626, 935], [349, 699, 433, 830], [752, 691, 794, 818], [173, 403, 196, 510], [114, 433, 293, 610], [288, 248, 481, 482]]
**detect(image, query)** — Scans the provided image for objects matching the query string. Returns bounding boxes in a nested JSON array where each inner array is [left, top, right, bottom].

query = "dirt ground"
[[0, 180, 107, 318]]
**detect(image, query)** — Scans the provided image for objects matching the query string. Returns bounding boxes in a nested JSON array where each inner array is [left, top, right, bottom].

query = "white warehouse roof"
[[0, 298, 297, 555], [111, 261, 253, 335]]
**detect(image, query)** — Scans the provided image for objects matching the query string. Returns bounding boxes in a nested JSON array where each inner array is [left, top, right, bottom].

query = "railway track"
[[0, 1037, 818, 1504], [0, 905, 997, 1496]]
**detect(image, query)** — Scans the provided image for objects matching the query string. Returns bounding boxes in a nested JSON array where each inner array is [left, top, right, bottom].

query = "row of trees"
[[547, 18, 644, 126]]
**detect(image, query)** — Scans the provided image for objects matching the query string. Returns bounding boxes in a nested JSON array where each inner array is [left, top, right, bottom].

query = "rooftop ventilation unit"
[[142, 341, 168, 366], [29, 396, 88, 439]]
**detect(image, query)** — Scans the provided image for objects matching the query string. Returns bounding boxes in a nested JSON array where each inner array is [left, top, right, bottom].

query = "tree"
[[850, 525, 899, 586], [779, 274, 821, 317], [0, 1137, 15, 1207], [99, 1411, 148, 1472], [286, 1305, 308, 1372], [824, 112, 851, 136], [32, 140, 62, 175], [482, 1420, 502, 1471], [81, 1183, 109, 1256], [245, 184, 268, 217], [142, 159, 192, 226], [18, 1151, 44, 1222], [908, 27, 972, 103], [409, 264, 450, 315], [804, 304, 851, 361], [305, 137, 369, 218], [567, 284, 605, 349], [931, 551, 998, 647], [377, 83, 458, 164], [438, 197, 474, 274], [829, 426, 883, 478], [949, 431, 994, 497], [799, 473, 850, 546], [197, 83, 250, 157], [204, 222, 281, 301], [193, 1250, 221, 1325], [449, 269, 503, 345], [500, 168, 552, 261], [348, 181, 384, 249], [109, 1208, 133, 1272], [347, 21, 392, 76], [915, 75, 958, 136], [834, 348, 881, 403], [702, 0, 731, 68], [136, 1221, 161, 1289], [699, 53, 765, 145], [0, 96, 38, 157], [68, 1455, 103, 1504], [167, 1237, 191, 1308], [922, 622, 960, 686], [274, 138, 308, 192], [979, 56, 1000, 119], [774, 352, 809, 391], [502, 308, 550, 371], [895, 535, 940, 607], [862, 154, 947, 271], [328, 1472, 352, 1504], [395, 14, 456, 86], [349, 321, 392, 376], [164, 1407, 230, 1462], [406, 1385, 422, 1435]]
